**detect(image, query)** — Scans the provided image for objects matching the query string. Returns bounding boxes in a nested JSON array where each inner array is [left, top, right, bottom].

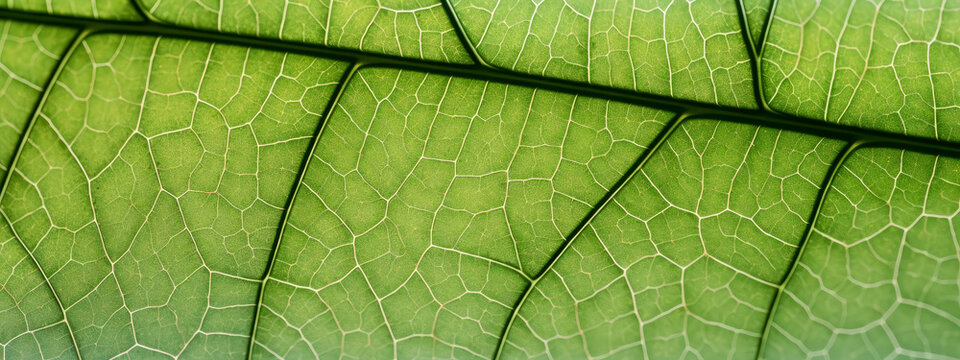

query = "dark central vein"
[[0, 9, 958, 160], [1, 5, 959, 360]]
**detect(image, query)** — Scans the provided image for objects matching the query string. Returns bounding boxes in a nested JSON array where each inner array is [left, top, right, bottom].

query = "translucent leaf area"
[[763, 149, 960, 359], [253, 67, 672, 359], [0, 0, 139, 20], [500, 120, 843, 359], [450, 0, 757, 108], [140, 0, 472, 63], [2, 33, 347, 358], [0, 0, 959, 359], [762, 0, 960, 141], [0, 22, 81, 358]]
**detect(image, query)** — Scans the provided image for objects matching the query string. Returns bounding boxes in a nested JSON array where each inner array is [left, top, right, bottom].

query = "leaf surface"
[[252, 67, 673, 359], [0, 0, 139, 20], [761, 148, 960, 359], [0, 1, 958, 359], [0, 21, 78, 359], [762, 0, 960, 140], [449, 0, 757, 108], [141, 0, 471, 63], [501, 119, 843, 359], [2, 33, 346, 358]]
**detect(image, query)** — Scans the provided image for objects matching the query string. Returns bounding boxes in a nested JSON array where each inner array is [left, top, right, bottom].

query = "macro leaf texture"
[[0, 1, 958, 359]]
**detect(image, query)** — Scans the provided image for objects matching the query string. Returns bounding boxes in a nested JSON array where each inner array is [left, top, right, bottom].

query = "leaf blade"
[[253, 67, 675, 358], [1, 33, 347, 358], [762, 148, 960, 359]]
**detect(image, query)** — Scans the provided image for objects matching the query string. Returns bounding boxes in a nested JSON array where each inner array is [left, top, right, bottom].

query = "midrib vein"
[[0, 9, 958, 158], [0, 28, 89, 360]]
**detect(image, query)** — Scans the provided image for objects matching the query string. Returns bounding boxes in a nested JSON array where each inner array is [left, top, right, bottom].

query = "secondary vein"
[[491, 111, 691, 360], [0, 9, 958, 158], [753, 140, 864, 360], [245, 61, 362, 360], [0, 27, 90, 360]]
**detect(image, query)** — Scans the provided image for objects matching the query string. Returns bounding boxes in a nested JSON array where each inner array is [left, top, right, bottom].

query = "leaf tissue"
[[0, 0, 958, 359]]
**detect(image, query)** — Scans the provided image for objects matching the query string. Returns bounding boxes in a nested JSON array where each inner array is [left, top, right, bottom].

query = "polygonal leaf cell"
[[742, 0, 771, 49]]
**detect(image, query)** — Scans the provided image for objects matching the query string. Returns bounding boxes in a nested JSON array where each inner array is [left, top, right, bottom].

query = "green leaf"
[[499, 120, 844, 359], [253, 67, 672, 358], [761, 148, 960, 359], [0, 1, 959, 359], [0, 0, 139, 20], [762, 0, 960, 141], [0, 21, 79, 358], [138, 0, 472, 63], [2, 33, 346, 358], [449, 0, 758, 108], [741, 0, 771, 49], [0, 20, 76, 179]]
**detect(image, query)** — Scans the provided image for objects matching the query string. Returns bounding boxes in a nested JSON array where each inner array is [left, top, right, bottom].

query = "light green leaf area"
[[0, 222, 76, 359], [0, 20, 77, 360], [763, 0, 960, 141], [742, 0, 770, 48], [0, 0, 140, 20], [252, 67, 673, 359], [0, 33, 346, 358], [1, 2, 960, 360], [140, 0, 472, 63], [501, 120, 844, 359], [0, 20, 75, 177], [449, 0, 757, 108], [762, 148, 960, 359]]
